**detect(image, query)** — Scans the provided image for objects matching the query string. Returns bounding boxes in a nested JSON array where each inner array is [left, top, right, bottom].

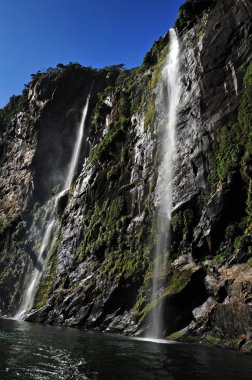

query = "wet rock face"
[[29, 69, 117, 206], [0, 0, 252, 342], [174, 0, 252, 213], [25, 109, 155, 331], [200, 0, 252, 122], [0, 68, 116, 225], [211, 303, 252, 338], [0, 111, 36, 226], [0, 67, 119, 314], [162, 268, 208, 335], [192, 174, 246, 259], [187, 264, 252, 340]]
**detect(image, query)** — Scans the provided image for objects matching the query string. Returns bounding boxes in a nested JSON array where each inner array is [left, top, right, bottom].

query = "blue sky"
[[0, 0, 184, 108]]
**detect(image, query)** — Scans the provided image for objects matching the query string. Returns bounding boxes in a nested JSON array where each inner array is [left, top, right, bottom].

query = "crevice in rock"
[[163, 268, 208, 336]]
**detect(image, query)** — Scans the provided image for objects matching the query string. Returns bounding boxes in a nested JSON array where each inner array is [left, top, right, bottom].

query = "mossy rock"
[[137, 269, 192, 323]]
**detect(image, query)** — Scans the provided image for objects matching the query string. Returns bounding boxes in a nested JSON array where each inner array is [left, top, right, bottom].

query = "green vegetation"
[[30, 63, 96, 84], [79, 33, 175, 316], [167, 331, 185, 339], [34, 236, 61, 309], [246, 257, 252, 267], [162, 270, 191, 295], [135, 269, 192, 322], [144, 95, 156, 132], [149, 44, 169, 90], [214, 252, 227, 265], [77, 195, 153, 284], [171, 209, 194, 241], [0, 3, 250, 337], [205, 335, 242, 349], [211, 65, 252, 189], [77, 36, 173, 289], [175, 0, 215, 32], [238, 64, 252, 221], [142, 35, 169, 69], [0, 216, 30, 312], [0, 92, 29, 133], [75, 47, 171, 292], [0, 62, 124, 135], [208, 63, 252, 261], [0, 217, 16, 235], [209, 122, 243, 191], [243, 343, 252, 353], [90, 120, 128, 164], [77, 197, 126, 261], [88, 27, 170, 141], [143, 42, 170, 132]]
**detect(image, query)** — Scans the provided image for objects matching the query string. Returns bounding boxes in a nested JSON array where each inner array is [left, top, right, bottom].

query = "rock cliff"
[[0, 0, 251, 350]]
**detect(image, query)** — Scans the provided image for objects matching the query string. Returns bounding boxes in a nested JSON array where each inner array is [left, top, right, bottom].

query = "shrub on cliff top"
[[175, 0, 216, 32], [0, 92, 29, 131], [142, 34, 169, 69]]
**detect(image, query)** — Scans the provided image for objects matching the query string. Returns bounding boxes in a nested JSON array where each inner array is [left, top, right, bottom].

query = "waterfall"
[[64, 95, 90, 189], [14, 93, 90, 320], [149, 28, 180, 338]]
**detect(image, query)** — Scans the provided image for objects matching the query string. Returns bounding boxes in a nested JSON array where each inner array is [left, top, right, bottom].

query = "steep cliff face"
[[0, 0, 251, 349], [0, 65, 120, 312]]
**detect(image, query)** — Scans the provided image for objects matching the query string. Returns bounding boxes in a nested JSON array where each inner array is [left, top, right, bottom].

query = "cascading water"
[[14, 93, 91, 320], [148, 28, 180, 338]]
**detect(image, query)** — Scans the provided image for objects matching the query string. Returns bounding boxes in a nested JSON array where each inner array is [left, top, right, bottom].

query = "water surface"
[[0, 318, 251, 379]]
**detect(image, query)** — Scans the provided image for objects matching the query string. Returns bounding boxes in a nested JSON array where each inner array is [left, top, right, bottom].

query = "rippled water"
[[0, 318, 251, 380]]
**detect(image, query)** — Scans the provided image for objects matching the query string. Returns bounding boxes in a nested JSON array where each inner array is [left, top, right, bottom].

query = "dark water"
[[0, 318, 251, 380]]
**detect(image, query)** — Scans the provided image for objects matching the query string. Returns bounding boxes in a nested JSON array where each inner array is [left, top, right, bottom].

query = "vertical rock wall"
[[0, 0, 251, 347]]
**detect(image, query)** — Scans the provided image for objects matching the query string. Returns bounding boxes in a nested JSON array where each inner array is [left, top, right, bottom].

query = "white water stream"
[[15, 94, 90, 319], [149, 28, 180, 338]]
